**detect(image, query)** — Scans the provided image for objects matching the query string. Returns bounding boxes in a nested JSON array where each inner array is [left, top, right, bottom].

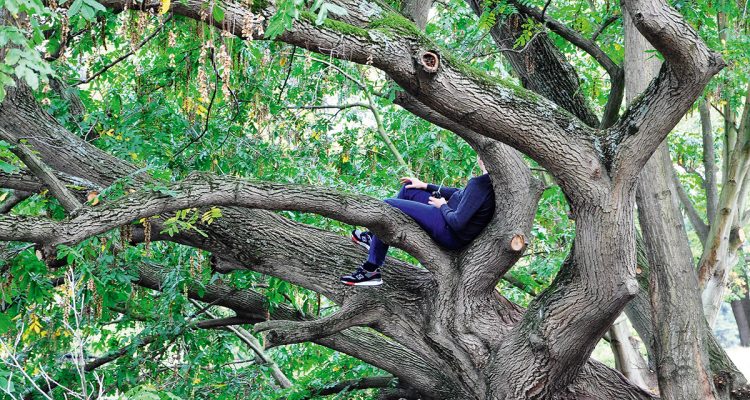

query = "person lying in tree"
[[341, 156, 495, 286]]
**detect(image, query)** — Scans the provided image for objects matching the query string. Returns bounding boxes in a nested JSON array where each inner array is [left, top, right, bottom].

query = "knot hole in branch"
[[419, 51, 440, 74]]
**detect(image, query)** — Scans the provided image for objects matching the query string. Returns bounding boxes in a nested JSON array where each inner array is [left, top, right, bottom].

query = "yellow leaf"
[[279, 57, 288, 67], [196, 104, 208, 117], [87, 191, 99, 206], [193, 378, 201, 384], [160, 0, 171, 14], [130, 152, 138, 160], [341, 154, 350, 163]]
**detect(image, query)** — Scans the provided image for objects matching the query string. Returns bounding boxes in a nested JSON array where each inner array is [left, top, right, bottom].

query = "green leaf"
[[0, 161, 18, 173], [5, 0, 20, 15], [310, 0, 324, 11], [4, 49, 22, 66], [80, 4, 95, 20], [85, 0, 107, 12], [68, 0, 83, 16], [212, 6, 225, 22]]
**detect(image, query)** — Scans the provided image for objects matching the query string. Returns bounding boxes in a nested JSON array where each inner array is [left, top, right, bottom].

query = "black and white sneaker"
[[340, 266, 383, 286], [351, 229, 373, 251]]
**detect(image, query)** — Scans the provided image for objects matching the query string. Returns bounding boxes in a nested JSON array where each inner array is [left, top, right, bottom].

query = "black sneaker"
[[340, 266, 383, 286], [351, 229, 373, 251]]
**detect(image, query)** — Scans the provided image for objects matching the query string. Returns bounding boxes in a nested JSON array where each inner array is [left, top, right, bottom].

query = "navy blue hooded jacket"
[[426, 173, 495, 245]]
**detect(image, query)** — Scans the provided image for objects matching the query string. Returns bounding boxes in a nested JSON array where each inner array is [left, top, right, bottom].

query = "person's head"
[[477, 154, 487, 174]]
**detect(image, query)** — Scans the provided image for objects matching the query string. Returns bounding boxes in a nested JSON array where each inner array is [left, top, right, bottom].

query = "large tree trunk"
[[731, 292, 750, 347], [700, 87, 750, 326], [625, 10, 718, 400]]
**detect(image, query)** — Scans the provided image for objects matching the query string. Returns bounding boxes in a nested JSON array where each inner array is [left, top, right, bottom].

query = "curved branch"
[[0, 190, 30, 213], [610, 1, 725, 185], [672, 167, 709, 244], [306, 376, 398, 398], [1, 172, 449, 273], [509, 1, 624, 128], [592, 14, 620, 41], [254, 295, 380, 347], [464, 0, 601, 128], [98, 0, 605, 199], [137, 254, 444, 397]]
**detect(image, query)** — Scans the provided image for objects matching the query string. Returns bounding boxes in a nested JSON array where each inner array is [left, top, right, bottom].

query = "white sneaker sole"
[[341, 279, 383, 286], [351, 236, 371, 251]]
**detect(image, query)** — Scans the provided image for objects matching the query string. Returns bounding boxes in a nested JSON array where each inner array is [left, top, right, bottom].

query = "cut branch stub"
[[420, 51, 440, 73], [509, 233, 528, 252], [730, 226, 745, 247]]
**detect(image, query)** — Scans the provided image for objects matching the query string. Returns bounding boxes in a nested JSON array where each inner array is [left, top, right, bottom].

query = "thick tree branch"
[[0, 169, 100, 198], [0, 84, 142, 186], [672, 167, 709, 244], [0, 190, 31, 213], [610, 0, 725, 185], [511, 1, 625, 128], [306, 376, 398, 398], [0, 130, 82, 213], [465, 0, 601, 128], [254, 296, 380, 347], [0, 172, 448, 274]]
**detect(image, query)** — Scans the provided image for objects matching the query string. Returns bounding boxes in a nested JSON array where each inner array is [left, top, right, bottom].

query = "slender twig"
[[277, 46, 296, 102], [285, 103, 369, 111], [297, 54, 366, 89], [75, 15, 173, 86], [503, 275, 539, 296], [360, 72, 412, 174], [496, 31, 546, 54], [44, 27, 90, 62], [540, 0, 554, 18], [191, 300, 293, 389], [591, 14, 620, 41], [173, 48, 219, 159]]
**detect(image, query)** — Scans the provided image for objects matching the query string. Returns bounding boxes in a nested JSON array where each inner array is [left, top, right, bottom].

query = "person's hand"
[[429, 196, 447, 208], [400, 176, 427, 190]]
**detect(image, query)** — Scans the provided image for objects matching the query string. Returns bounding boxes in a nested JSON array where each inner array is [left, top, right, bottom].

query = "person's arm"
[[425, 183, 460, 198], [439, 182, 487, 232]]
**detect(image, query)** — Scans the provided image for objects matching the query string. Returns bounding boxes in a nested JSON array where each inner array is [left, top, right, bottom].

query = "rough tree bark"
[[0, 0, 730, 398], [700, 85, 750, 326], [731, 292, 750, 347], [624, 10, 750, 399]]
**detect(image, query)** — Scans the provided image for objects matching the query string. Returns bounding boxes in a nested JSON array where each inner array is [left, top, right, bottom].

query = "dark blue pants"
[[368, 186, 462, 266]]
